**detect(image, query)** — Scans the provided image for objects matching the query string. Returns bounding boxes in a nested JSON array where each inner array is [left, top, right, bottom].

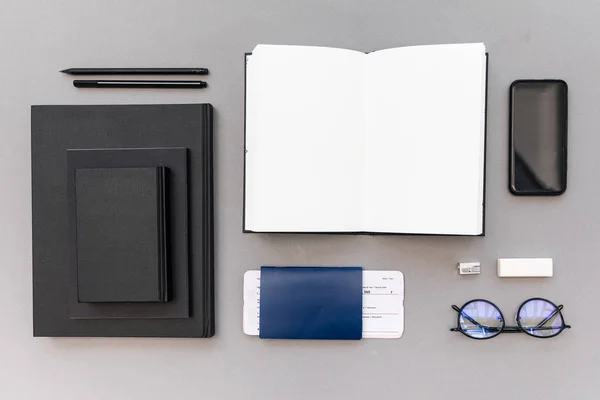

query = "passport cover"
[[259, 266, 363, 340], [75, 167, 168, 303]]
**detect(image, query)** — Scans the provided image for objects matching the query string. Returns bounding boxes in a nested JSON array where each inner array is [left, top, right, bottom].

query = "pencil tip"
[[60, 69, 69, 74]]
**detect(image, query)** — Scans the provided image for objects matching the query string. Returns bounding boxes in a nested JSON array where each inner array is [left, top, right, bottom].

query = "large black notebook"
[[32, 104, 214, 338], [244, 43, 488, 236]]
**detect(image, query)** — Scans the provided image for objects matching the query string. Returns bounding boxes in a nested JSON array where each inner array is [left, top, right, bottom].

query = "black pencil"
[[73, 80, 208, 89], [62, 68, 209, 75]]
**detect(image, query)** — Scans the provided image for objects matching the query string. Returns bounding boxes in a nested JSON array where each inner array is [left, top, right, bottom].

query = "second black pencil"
[[73, 80, 208, 89]]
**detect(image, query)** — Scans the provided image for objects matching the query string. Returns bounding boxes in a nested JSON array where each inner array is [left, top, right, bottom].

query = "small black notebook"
[[75, 167, 168, 303]]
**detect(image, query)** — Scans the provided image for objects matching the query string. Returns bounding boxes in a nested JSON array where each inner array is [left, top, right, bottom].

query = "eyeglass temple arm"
[[450, 305, 501, 332], [534, 305, 571, 329]]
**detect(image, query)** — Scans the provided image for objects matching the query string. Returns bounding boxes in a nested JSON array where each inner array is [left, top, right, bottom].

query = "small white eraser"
[[497, 258, 553, 277]]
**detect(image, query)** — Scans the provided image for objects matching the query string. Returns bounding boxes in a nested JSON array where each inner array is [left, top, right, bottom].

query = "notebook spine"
[[203, 104, 215, 337]]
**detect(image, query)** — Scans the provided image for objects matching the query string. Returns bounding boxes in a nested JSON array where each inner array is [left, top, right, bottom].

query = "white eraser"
[[497, 258, 553, 277]]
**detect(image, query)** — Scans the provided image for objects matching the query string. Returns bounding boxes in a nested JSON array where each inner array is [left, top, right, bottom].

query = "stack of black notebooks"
[[32, 103, 214, 338]]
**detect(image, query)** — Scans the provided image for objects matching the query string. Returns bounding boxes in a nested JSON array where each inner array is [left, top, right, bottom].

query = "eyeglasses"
[[450, 297, 571, 340]]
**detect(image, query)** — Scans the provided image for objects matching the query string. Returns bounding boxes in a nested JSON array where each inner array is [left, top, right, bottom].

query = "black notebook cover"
[[75, 167, 168, 303]]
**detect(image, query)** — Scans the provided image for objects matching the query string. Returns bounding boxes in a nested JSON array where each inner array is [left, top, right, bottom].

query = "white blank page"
[[364, 44, 486, 234], [245, 45, 365, 232]]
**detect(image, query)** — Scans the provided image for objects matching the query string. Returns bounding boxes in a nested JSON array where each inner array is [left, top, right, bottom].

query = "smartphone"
[[509, 80, 568, 195]]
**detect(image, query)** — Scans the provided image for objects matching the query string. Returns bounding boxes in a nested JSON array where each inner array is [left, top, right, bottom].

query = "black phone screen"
[[509, 80, 568, 195]]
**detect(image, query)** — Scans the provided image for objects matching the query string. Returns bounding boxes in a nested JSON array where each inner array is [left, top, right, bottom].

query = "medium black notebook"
[[75, 167, 168, 303], [244, 43, 488, 236]]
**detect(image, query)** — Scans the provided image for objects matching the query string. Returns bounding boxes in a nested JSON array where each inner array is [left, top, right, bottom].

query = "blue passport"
[[259, 266, 363, 340]]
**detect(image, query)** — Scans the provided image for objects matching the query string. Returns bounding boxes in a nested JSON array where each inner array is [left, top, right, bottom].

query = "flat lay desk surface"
[[0, 0, 596, 398]]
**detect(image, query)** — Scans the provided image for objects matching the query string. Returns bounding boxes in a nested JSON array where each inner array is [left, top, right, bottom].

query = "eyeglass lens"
[[459, 300, 504, 339], [518, 298, 564, 337]]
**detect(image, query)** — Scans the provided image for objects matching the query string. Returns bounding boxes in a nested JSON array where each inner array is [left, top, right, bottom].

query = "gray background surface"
[[0, 0, 595, 398]]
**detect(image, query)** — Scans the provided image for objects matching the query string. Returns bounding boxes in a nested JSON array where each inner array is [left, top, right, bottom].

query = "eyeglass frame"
[[450, 297, 572, 340]]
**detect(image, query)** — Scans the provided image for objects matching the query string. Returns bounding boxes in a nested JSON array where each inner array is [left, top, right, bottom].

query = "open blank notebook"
[[244, 43, 487, 235]]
